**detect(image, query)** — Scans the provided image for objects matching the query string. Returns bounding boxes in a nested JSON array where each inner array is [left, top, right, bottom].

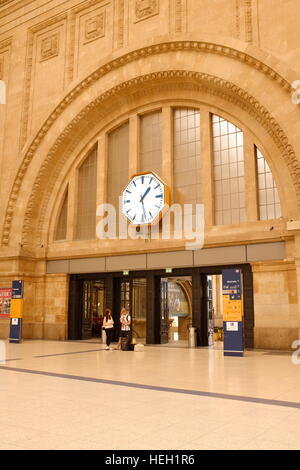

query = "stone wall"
[[253, 261, 300, 350], [1, 0, 300, 346], [0, 273, 69, 340]]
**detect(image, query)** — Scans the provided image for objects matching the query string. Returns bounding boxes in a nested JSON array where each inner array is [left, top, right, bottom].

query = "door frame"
[[68, 263, 254, 347]]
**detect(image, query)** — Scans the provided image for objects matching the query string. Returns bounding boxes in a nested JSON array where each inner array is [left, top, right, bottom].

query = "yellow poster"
[[10, 299, 23, 318], [222, 295, 243, 322]]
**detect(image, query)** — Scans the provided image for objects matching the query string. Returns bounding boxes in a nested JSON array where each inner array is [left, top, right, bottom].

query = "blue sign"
[[223, 321, 244, 357], [222, 269, 244, 357], [9, 318, 22, 343], [222, 269, 242, 300], [12, 280, 24, 299]]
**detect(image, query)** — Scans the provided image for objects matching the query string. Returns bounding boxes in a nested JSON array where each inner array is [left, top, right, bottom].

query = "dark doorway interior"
[[68, 264, 254, 348], [113, 276, 147, 343]]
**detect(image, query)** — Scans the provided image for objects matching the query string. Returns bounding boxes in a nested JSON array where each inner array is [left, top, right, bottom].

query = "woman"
[[115, 307, 131, 350], [103, 308, 114, 350]]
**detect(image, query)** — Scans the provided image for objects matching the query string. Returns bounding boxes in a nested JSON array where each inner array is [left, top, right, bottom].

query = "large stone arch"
[[2, 39, 300, 250]]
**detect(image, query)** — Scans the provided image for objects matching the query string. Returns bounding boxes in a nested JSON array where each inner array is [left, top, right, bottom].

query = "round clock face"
[[122, 172, 167, 225]]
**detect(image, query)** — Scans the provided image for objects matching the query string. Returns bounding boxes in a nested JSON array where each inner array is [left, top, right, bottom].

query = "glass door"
[[160, 279, 169, 344], [120, 280, 130, 311], [119, 278, 147, 342], [207, 276, 214, 346], [82, 279, 105, 339], [132, 278, 147, 342]]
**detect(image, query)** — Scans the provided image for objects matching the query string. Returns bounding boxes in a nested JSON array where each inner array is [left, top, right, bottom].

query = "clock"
[[122, 172, 169, 225]]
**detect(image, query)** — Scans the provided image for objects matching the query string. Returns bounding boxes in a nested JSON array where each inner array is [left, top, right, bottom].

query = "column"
[[146, 272, 162, 344], [192, 269, 208, 346]]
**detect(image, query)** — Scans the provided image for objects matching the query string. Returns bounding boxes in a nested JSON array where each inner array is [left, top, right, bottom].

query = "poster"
[[167, 281, 189, 317], [0, 288, 12, 318], [222, 269, 243, 321]]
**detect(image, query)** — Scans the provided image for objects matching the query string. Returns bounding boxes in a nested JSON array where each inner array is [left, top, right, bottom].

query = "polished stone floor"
[[0, 339, 299, 450]]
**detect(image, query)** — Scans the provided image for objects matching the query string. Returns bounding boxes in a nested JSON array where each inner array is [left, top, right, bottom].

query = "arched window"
[[256, 147, 281, 220], [212, 114, 245, 225], [54, 187, 68, 241], [52, 105, 284, 244], [76, 147, 97, 240]]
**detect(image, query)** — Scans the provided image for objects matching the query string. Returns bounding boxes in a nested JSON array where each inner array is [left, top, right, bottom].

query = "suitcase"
[[121, 335, 131, 351]]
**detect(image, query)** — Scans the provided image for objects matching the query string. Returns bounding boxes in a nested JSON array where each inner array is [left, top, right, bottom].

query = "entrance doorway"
[[206, 275, 224, 349], [118, 277, 147, 343], [160, 276, 192, 345], [68, 264, 253, 347], [82, 279, 105, 339]]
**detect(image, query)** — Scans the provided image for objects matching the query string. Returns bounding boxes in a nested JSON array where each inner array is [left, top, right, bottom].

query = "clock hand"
[[140, 186, 151, 203], [140, 200, 147, 221]]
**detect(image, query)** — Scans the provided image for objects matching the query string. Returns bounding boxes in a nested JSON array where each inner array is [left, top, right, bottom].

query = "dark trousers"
[[105, 328, 114, 346]]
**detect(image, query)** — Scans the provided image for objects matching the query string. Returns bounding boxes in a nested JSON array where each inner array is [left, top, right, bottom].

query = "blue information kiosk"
[[9, 280, 24, 344], [222, 269, 244, 357]]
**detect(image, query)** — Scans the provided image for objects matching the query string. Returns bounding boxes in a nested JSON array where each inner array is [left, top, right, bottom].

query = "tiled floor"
[[0, 339, 299, 450]]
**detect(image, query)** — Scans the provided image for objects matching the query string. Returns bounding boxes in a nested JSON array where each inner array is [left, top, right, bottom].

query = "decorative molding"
[[68, 1, 110, 83], [175, 0, 182, 33], [2, 40, 298, 246], [0, 37, 13, 81], [0, 0, 13, 6], [174, 0, 187, 33], [236, 0, 259, 44], [236, 0, 241, 39], [116, 0, 125, 49], [40, 33, 60, 61], [135, 0, 158, 23], [84, 12, 106, 43], [20, 13, 67, 150], [0, 37, 12, 50], [244, 0, 253, 44]]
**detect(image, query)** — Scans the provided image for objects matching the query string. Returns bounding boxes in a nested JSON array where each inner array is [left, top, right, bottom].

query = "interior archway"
[[2, 43, 300, 250]]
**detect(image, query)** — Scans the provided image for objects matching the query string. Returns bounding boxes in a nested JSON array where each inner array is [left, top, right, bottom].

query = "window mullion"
[[162, 106, 173, 196], [200, 108, 214, 227], [244, 133, 259, 221], [67, 169, 77, 241], [129, 114, 139, 177], [97, 133, 108, 208]]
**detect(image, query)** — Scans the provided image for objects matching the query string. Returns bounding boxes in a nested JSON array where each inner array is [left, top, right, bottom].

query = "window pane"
[[55, 188, 68, 241], [140, 112, 162, 175], [256, 147, 282, 220], [107, 122, 129, 211], [76, 147, 97, 240], [173, 108, 201, 207], [212, 115, 246, 225]]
